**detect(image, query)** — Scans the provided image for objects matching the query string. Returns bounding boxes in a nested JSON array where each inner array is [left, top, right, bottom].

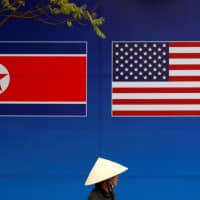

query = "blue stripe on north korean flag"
[[0, 41, 86, 54], [0, 104, 86, 116]]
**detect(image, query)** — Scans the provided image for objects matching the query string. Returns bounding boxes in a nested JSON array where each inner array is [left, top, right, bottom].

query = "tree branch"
[[0, 0, 106, 38]]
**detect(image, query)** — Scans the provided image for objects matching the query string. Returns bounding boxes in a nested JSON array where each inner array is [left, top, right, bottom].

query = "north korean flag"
[[0, 42, 87, 116]]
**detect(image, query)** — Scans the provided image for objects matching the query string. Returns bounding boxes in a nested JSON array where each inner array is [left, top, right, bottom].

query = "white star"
[[125, 44, 129, 48], [143, 44, 148, 48], [144, 52, 148, 56], [134, 52, 138, 55], [162, 68, 167, 71], [0, 64, 10, 94], [139, 56, 143, 60], [153, 52, 157, 55], [129, 72, 133, 75], [153, 68, 157, 71], [125, 52, 129, 56]]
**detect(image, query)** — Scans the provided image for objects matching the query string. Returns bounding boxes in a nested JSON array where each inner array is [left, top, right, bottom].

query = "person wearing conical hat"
[[84, 157, 128, 200]]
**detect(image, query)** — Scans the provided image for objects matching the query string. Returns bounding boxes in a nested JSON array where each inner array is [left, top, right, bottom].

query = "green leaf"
[[91, 17, 104, 26], [16, 0, 25, 6], [1, 0, 16, 11], [85, 11, 106, 39], [93, 25, 106, 39], [67, 20, 72, 27], [49, 7, 62, 14]]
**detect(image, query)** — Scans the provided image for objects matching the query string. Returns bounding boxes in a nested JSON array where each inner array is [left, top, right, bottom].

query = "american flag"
[[112, 42, 200, 116]]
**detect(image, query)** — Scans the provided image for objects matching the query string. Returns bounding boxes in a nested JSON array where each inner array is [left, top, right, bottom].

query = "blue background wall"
[[1, 0, 200, 199]]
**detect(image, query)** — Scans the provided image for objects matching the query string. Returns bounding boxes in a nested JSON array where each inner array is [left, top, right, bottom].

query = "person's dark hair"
[[94, 182, 102, 190]]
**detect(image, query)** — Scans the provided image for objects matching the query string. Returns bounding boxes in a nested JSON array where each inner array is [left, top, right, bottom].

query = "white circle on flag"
[[0, 64, 10, 94]]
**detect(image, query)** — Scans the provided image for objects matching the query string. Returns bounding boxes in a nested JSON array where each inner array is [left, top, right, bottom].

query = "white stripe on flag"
[[169, 47, 200, 53], [112, 82, 200, 88], [170, 59, 200, 65], [0, 54, 86, 57], [112, 93, 200, 99], [112, 104, 200, 111], [169, 70, 200, 76]]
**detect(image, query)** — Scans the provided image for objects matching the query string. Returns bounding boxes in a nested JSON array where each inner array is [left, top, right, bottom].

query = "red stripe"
[[169, 53, 200, 58], [113, 88, 200, 93], [169, 76, 200, 81], [112, 110, 200, 116], [112, 99, 200, 105], [169, 65, 200, 70], [169, 42, 200, 47], [0, 56, 86, 101]]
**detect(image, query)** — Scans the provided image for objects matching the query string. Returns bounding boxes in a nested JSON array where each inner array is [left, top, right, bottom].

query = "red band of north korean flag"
[[0, 42, 87, 116]]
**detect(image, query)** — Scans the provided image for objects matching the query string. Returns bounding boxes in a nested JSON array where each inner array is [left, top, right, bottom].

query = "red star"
[[0, 73, 7, 91]]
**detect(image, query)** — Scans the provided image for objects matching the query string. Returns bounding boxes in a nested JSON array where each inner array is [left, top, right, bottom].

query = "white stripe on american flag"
[[113, 105, 200, 111], [112, 82, 200, 88], [112, 42, 200, 116], [169, 70, 200, 76], [112, 93, 200, 99], [170, 59, 200, 65], [169, 47, 200, 53]]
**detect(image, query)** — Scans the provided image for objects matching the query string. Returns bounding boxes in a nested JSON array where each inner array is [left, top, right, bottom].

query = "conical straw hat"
[[84, 157, 128, 186]]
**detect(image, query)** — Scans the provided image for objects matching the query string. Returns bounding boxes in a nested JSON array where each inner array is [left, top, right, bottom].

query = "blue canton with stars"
[[113, 42, 169, 81]]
